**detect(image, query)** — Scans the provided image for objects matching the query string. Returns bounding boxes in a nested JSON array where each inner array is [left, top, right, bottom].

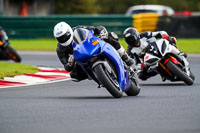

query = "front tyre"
[[166, 60, 194, 85], [94, 64, 123, 98], [5, 46, 21, 62]]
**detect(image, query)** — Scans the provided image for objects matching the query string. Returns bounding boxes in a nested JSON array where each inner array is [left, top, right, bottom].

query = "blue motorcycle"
[[72, 28, 140, 98]]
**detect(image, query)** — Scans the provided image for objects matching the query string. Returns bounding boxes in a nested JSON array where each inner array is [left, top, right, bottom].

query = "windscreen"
[[73, 28, 89, 44]]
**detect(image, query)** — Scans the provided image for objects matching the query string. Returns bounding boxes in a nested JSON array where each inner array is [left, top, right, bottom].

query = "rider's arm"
[[140, 31, 177, 47], [152, 31, 170, 39], [0, 30, 9, 43], [140, 31, 153, 39], [56, 43, 69, 65], [73, 25, 106, 35], [151, 31, 177, 46], [56, 43, 74, 72], [72, 25, 95, 30], [2, 30, 8, 41], [140, 31, 169, 39]]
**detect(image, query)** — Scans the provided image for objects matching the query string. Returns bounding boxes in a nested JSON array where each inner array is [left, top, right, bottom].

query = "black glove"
[[99, 27, 108, 40], [64, 55, 75, 72], [169, 37, 177, 47]]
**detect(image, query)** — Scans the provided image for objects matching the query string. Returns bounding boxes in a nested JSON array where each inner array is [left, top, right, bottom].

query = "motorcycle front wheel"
[[5, 46, 21, 63], [166, 60, 194, 85], [94, 64, 123, 98]]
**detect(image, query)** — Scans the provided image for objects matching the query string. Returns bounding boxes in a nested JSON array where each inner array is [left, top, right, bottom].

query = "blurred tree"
[[97, 0, 127, 14], [97, 0, 200, 13], [55, 0, 100, 14], [155, 0, 200, 11], [55, 0, 200, 14]]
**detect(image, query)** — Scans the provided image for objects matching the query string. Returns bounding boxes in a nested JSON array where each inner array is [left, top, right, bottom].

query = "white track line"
[[0, 77, 71, 89]]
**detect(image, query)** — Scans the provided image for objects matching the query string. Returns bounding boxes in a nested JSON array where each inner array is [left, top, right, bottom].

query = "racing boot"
[[117, 46, 137, 71], [179, 52, 187, 58]]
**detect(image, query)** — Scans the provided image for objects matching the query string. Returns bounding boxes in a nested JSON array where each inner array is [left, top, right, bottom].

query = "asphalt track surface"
[[0, 51, 200, 133]]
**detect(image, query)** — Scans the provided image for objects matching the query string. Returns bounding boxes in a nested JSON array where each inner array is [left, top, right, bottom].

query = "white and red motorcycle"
[[136, 38, 194, 85]]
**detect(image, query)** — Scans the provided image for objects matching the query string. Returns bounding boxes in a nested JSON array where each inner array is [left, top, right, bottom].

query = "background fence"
[[0, 14, 200, 39], [0, 15, 132, 39], [157, 15, 200, 38]]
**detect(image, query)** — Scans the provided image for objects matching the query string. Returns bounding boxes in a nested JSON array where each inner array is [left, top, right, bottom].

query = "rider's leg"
[[104, 32, 135, 66], [138, 68, 157, 80], [70, 63, 88, 82], [117, 46, 135, 66]]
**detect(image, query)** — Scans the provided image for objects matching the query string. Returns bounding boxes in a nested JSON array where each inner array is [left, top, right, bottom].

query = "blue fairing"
[[101, 43, 130, 90], [73, 30, 130, 91], [73, 31, 102, 62]]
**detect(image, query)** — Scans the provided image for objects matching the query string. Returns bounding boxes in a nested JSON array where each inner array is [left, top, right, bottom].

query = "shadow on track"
[[38, 95, 142, 100], [42, 96, 114, 100], [140, 83, 186, 86]]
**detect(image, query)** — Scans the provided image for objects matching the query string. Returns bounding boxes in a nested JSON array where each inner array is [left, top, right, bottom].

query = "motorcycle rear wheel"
[[125, 79, 140, 96], [166, 60, 194, 85], [189, 70, 195, 80], [94, 64, 123, 98]]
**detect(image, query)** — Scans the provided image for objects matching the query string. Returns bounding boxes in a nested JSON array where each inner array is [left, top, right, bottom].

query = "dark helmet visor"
[[56, 32, 71, 43]]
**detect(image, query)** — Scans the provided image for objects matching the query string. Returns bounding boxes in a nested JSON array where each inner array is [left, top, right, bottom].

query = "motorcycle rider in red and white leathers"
[[123, 27, 186, 80], [53, 22, 135, 81]]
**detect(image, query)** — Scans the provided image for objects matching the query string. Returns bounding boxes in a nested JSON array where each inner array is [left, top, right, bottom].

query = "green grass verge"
[[10, 38, 200, 53], [10, 39, 58, 51], [0, 62, 39, 79], [176, 39, 200, 53]]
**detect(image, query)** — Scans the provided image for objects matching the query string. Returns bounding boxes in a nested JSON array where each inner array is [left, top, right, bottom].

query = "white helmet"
[[53, 22, 73, 46]]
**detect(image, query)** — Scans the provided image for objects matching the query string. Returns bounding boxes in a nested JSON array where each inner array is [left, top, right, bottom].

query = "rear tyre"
[[166, 60, 193, 85], [5, 46, 21, 62], [94, 64, 123, 98], [125, 79, 140, 96]]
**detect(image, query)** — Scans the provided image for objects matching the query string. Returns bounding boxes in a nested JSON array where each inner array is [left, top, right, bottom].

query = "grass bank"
[[0, 62, 39, 79], [1, 38, 199, 79], [10, 38, 200, 53], [10, 39, 57, 51]]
